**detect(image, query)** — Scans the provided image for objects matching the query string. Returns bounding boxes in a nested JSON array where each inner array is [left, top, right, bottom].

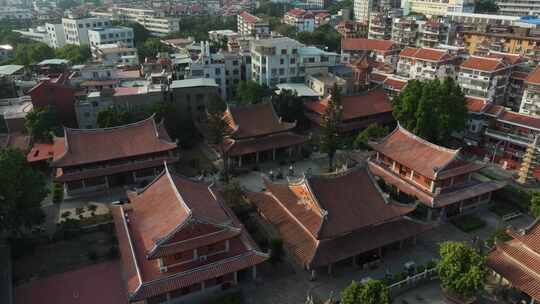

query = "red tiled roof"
[[499, 110, 540, 131], [341, 38, 396, 52], [303, 89, 392, 121], [384, 77, 408, 91], [369, 125, 460, 179], [225, 103, 296, 139], [370, 72, 388, 83], [287, 8, 307, 16], [113, 169, 268, 301], [487, 52, 523, 65], [80, 79, 119, 87], [487, 221, 540, 301], [15, 261, 127, 304], [248, 167, 429, 268], [526, 66, 540, 85], [460, 56, 508, 72], [223, 132, 307, 156], [27, 143, 55, 162], [466, 97, 488, 113], [238, 11, 260, 24], [511, 71, 529, 81], [399, 47, 452, 62], [52, 116, 177, 167]]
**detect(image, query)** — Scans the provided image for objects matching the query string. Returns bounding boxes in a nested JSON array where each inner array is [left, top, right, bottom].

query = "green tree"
[[358, 279, 390, 304], [55, 44, 91, 64], [327, 0, 353, 14], [113, 21, 150, 47], [236, 81, 271, 105], [353, 123, 389, 149], [58, 0, 78, 10], [206, 95, 230, 180], [138, 38, 171, 60], [25, 107, 59, 142], [271, 89, 306, 128], [96, 107, 134, 128], [341, 281, 362, 304], [530, 191, 540, 217], [320, 84, 342, 170], [15, 43, 55, 66], [475, 0, 498, 13], [393, 77, 467, 145], [437, 241, 488, 300], [0, 148, 47, 236], [296, 24, 342, 51]]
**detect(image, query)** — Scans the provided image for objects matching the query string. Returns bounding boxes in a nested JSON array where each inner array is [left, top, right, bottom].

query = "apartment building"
[[111, 7, 180, 37], [341, 38, 400, 68], [0, 7, 32, 20], [237, 11, 270, 37], [417, 20, 454, 48], [445, 12, 520, 26], [284, 8, 315, 32], [397, 47, 457, 80], [354, 0, 373, 23], [62, 16, 112, 45], [458, 55, 516, 103], [93, 44, 139, 66], [368, 12, 392, 40], [391, 17, 418, 48], [520, 66, 540, 116], [496, 0, 540, 16], [402, 0, 474, 16], [45, 23, 66, 49], [457, 25, 540, 57], [88, 27, 134, 50], [250, 37, 338, 87]]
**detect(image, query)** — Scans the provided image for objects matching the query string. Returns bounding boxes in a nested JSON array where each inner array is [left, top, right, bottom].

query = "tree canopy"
[[0, 148, 47, 236], [437, 241, 488, 299], [96, 106, 135, 128], [14, 43, 55, 66], [138, 38, 172, 60], [54, 44, 91, 64], [206, 94, 230, 179], [320, 84, 342, 170], [353, 123, 389, 149], [25, 107, 60, 142], [392, 77, 467, 145], [296, 24, 341, 52], [236, 81, 272, 105], [530, 191, 540, 217], [113, 21, 150, 47], [327, 0, 353, 14], [341, 279, 390, 304], [169, 16, 237, 42], [271, 89, 307, 128]]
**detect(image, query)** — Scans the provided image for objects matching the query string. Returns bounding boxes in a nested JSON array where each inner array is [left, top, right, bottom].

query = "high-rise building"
[[497, 0, 540, 16], [61, 16, 112, 46]]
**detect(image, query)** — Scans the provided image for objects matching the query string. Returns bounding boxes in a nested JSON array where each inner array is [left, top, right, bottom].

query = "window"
[[292, 49, 297, 54], [290, 58, 296, 64], [281, 49, 287, 55], [233, 60, 239, 66], [280, 58, 284, 65], [84, 112, 90, 117], [215, 68, 221, 75], [279, 68, 285, 75]]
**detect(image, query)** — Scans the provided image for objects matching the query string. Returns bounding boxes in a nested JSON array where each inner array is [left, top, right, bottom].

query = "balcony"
[[485, 128, 533, 147]]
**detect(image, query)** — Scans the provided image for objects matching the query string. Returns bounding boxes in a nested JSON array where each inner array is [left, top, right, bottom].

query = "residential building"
[[369, 125, 505, 219], [0, 45, 13, 61], [0, 7, 32, 20], [397, 47, 458, 80], [112, 166, 268, 303], [45, 23, 66, 49], [110, 7, 180, 37], [508, 70, 529, 112], [341, 38, 400, 68], [304, 89, 394, 133], [88, 27, 134, 50], [306, 73, 348, 96], [248, 166, 431, 276], [237, 11, 270, 37], [221, 103, 307, 168], [62, 16, 112, 46], [417, 20, 455, 48], [336, 21, 368, 38], [314, 12, 331, 27], [354, 0, 373, 23], [391, 17, 419, 48], [458, 54, 519, 103], [402, 0, 474, 16], [487, 220, 540, 304], [307, 0, 326, 9], [456, 26, 540, 57], [170, 78, 220, 123], [496, 0, 540, 16], [382, 75, 409, 98], [51, 116, 179, 195], [284, 8, 315, 32], [445, 12, 520, 26], [93, 44, 139, 66], [250, 37, 338, 87], [521, 66, 540, 116], [368, 12, 392, 40], [12, 27, 48, 44]]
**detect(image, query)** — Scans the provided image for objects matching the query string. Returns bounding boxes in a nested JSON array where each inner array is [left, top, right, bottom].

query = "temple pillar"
[[378, 247, 383, 259], [201, 280, 206, 291], [430, 180, 435, 192], [256, 152, 260, 163], [376, 152, 380, 161], [288, 146, 293, 157], [352, 255, 358, 267], [105, 176, 110, 188], [327, 263, 333, 275], [272, 149, 276, 161], [427, 208, 433, 221], [392, 161, 396, 171], [132, 171, 137, 182], [399, 240, 404, 249], [81, 179, 86, 189], [234, 271, 238, 285], [409, 170, 414, 181], [530, 297, 535, 304], [238, 155, 243, 168], [252, 265, 257, 280], [413, 235, 417, 246], [310, 269, 317, 281]]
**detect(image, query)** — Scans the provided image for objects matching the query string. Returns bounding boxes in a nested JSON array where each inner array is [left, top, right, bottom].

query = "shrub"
[[485, 228, 512, 248], [269, 238, 284, 264], [75, 207, 85, 219], [52, 183, 63, 204]]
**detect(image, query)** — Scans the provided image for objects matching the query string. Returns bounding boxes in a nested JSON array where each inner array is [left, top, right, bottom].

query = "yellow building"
[[404, 0, 471, 17], [459, 29, 540, 57]]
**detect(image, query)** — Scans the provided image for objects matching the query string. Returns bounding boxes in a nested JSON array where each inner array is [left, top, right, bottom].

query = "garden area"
[[450, 214, 487, 232]]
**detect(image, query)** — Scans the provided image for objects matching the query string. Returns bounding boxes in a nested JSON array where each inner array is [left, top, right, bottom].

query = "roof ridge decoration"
[[396, 122, 460, 155], [303, 176, 329, 238], [65, 113, 157, 134], [120, 206, 143, 295]]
